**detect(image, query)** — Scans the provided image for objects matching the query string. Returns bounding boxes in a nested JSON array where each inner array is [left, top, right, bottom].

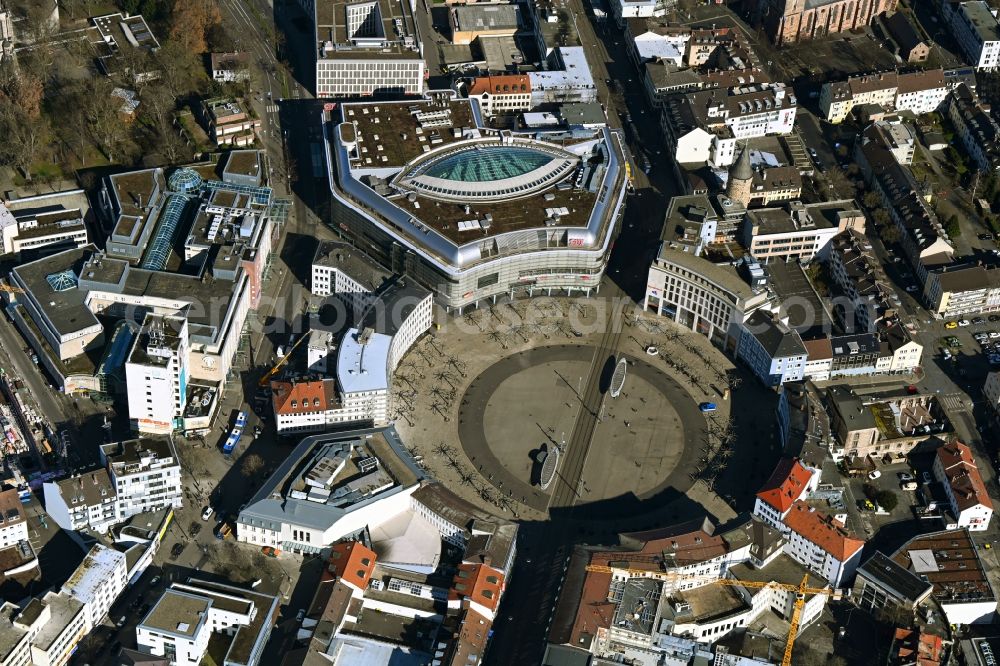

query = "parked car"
[[115, 616, 126, 628], [989, 332, 1000, 339], [868, 470, 882, 480], [699, 402, 717, 413], [979, 233, 994, 241], [922, 471, 932, 484], [170, 543, 185, 559], [959, 319, 972, 327], [296, 609, 306, 622], [945, 321, 958, 329], [989, 314, 1000, 322], [150, 576, 161, 587], [901, 481, 918, 491], [899, 472, 914, 482], [974, 316, 986, 325], [201, 506, 214, 521]]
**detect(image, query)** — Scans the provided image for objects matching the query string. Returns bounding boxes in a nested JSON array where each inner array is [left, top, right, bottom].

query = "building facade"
[[125, 315, 189, 435], [933, 441, 994, 531], [62, 544, 128, 632], [100, 438, 183, 520], [941, 0, 1000, 70], [754, 0, 899, 46]]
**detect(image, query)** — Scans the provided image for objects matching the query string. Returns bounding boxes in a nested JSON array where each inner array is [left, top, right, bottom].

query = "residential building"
[[644, 245, 769, 350], [946, 83, 1000, 171], [751, 0, 899, 46], [741, 200, 863, 262], [611, 0, 662, 23], [136, 578, 279, 666], [623, 20, 688, 67], [736, 311, 808, 387], [312, 0, 424, 97], [42, 469, 118, 533], [855, 126, 954, 282], [4, 592, 87, 666], [892, 529, 996, 625], [826, 385, 944, 459], [0, 193, 89, 256], [827, 229, 893, 333], [125, 315, 189, 435], [748, 165, 802, 205], [752, 458, 818, 529], [271, 377, 363, 433], [941, 0, 1000, 70], [884, 11, 931, 63], [933, 440, 994, 531], [209, 52, 250, 82], [464, 74, 531, 117], [864, 120, 916, 165], [325, 94, 626, 311], [924, 261, 1000, 319], [197, 98, 260, 148], [852, 551, 933, 614], [449, 3, 521, 45], [0, 488, 28, 548], [819, 69, 948, 123], [62, 544, 128, 632], [100, 437, 183, 519], [663, 83, 797, 167], [781, 501, 864, 588]]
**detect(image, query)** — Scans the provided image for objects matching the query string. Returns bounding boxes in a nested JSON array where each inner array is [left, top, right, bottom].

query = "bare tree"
[[241, 453, 265, 479]]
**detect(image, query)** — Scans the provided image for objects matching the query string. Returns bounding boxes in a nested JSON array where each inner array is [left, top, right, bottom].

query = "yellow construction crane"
[[584, 564, 828, 666], [257, 334, 308, 387]]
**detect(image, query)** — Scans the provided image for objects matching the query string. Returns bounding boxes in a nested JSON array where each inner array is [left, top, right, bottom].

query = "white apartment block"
[[0, 488, 29, 548], [819, 69, 948, 123], [464, 75, 532, 118], [752, 458, 818, 529], [61, 544, 128, 632], [125, 315, 189, 435], [42, 470, 118, 533], [942, 0, 1000, 70], [612, 0, 658, 23], [136, 580, 278, 666], [5, 592, 88, 666], [100, 437, 183, 519], [735, 312, 807, 387], [742, 203, 862, 263]]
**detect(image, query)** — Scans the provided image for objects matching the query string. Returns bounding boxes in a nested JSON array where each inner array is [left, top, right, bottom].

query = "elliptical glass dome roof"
[[424, 147, 556, 182], [394, 140, 578, 203]]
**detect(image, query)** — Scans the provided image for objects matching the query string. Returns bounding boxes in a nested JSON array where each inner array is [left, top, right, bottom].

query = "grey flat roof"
[[139, 589, 209, 639], [238, 426, 424, 532], [313, 240, 393, 292], [857, 551, 933, 605]]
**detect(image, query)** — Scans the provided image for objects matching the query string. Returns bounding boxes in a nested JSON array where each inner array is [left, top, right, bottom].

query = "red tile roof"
[[327, 541, 377, 591], [446, 607, 492, 666], [467, 74, 530, 97], [569, 570, 615, 649], [893, 627, 943, 665], [450, 563, 504, 612], [756, 458, 813, 513], [271, 378, 339, 414], [936, 441, 994, 512], [784, 501, 864, 561]]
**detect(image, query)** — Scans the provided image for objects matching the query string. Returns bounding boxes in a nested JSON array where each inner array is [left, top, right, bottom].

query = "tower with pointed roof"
[[726, 142, 754, 207]]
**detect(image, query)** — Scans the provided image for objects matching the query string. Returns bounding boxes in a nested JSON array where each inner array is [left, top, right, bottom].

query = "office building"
[[125, 315, 189, 435], [100, 437, 183, 519]]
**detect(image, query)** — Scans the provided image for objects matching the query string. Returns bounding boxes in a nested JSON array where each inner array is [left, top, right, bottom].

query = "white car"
[[990, 332, 1000, 339], [868, 470, 882, 480], [201, 506, 214, 521], [958, 319, 971, 327], [975, 333, 989, 341]]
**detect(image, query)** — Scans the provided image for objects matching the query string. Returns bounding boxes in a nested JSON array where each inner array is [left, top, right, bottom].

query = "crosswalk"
[[939, 393, 970, 413], [265, 104, 279, 114]]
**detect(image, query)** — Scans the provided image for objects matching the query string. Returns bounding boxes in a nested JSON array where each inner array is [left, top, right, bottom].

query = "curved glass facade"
[[423, 147, 556, 182]]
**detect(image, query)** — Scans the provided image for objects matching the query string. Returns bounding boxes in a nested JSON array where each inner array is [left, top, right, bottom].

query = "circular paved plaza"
[[457, 345, 702, 519]]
